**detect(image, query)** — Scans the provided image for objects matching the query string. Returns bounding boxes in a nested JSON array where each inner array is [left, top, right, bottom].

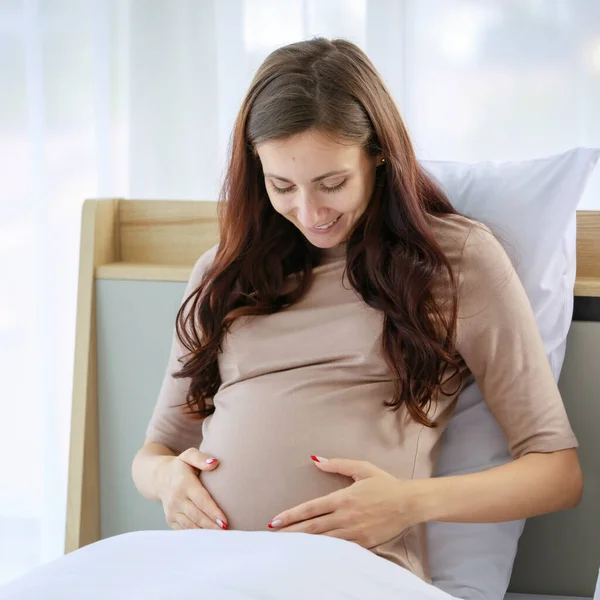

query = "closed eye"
[[322, 180, 346, 193], [270, 180, 347, 195], [270, 183, 295, 194]]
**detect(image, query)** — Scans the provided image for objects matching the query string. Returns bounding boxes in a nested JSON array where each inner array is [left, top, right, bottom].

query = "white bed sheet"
[[0, 531, 591, 600], [0, 530, 457, 600]]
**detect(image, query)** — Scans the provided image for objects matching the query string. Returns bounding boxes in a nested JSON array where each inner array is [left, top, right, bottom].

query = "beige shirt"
[[146, 213, 578, 582]]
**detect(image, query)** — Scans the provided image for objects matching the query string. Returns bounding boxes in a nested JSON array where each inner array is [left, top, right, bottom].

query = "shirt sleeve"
[[145, 245, 218, 454], [453, 223, 578, 459]]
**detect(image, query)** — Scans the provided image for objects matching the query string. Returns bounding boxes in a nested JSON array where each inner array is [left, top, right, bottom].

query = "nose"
[[296, 193, 326, 228]]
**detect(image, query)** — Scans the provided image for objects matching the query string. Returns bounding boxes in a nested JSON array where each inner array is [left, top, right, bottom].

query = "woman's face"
[[256, 129, 381, 249]]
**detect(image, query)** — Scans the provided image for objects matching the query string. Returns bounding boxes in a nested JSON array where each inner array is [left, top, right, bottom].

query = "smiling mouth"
[[313, 215, 341, 230]]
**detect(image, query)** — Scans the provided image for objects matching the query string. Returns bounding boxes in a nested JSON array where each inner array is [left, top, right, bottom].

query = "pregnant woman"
[[132, 37, 581, 586]]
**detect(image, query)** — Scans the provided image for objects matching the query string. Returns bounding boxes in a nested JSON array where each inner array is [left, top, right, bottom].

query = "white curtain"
[[0, 0, 598, 584]]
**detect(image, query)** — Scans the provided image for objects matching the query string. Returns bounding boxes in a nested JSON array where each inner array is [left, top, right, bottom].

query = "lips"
[[313, 215, 341, 230]]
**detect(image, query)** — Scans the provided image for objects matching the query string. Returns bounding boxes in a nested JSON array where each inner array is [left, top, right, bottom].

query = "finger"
[[178, 448, 220, 472], [268, 494, 337, 529], [310, 456, 379, 481], [188, 485, 228, 529], [276, 514, 340, 535], [183, 499, 223, 530], [174, 513, 200, 530]]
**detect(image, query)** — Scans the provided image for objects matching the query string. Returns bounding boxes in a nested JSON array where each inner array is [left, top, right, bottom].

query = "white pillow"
[[421, 148, 600, 600]]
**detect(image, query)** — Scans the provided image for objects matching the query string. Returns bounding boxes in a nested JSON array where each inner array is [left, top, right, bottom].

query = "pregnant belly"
[[198, 376, 391, 531]]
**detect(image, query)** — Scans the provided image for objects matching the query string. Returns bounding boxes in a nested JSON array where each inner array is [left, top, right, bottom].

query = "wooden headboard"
[[65, 198, 600, 595], [79, 199, 600, 292]]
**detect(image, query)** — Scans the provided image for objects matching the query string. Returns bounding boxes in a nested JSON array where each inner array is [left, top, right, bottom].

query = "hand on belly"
[[199, 453, 352, 531]]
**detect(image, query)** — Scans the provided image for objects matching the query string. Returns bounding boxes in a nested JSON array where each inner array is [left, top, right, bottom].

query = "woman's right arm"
[[132, 246, 226, 529], [132, 440, 177, 502]]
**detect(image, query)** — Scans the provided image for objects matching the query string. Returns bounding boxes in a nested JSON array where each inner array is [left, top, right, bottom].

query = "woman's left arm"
[[416, 223, 583, 524], [412, 449, 582, 525], [417, 224, 584, 523]]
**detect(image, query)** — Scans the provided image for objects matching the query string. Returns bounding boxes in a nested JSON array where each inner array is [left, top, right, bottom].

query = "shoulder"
[[188, 244, 219, 290], [426, 213, 515, 311], [427, 213, 496, 259], [426, 212, 511, 276], [179, 244, 219, 323]]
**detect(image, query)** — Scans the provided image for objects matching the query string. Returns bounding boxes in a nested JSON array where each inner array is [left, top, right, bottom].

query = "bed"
[[0, 530, 594, 599], [4, 199, 597, 600]]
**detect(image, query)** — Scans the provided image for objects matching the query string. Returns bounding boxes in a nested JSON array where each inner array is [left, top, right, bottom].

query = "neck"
[[319, 243, 347, 263]]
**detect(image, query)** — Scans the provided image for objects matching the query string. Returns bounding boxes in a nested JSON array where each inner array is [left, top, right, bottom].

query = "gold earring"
[[381, 157, 385, 163]]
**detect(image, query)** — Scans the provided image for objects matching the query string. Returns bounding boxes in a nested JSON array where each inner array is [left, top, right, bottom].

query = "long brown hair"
[[174, 37, 464, 427]]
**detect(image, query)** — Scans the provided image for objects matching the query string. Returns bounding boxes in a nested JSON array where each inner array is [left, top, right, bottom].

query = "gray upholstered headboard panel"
[[95, 278, 600, 597], [96, 279, 181, 537]]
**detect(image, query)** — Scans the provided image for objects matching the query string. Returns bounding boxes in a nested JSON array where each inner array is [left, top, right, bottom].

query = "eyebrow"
[[263, 169, 349, 184]]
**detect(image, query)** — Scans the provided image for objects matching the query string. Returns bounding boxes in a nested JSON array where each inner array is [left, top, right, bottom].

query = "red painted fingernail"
[[216, 518, 227, 530], [268, 519, 282, 529], [205, 458, 217, 464], [310, 455, 328, 463]]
